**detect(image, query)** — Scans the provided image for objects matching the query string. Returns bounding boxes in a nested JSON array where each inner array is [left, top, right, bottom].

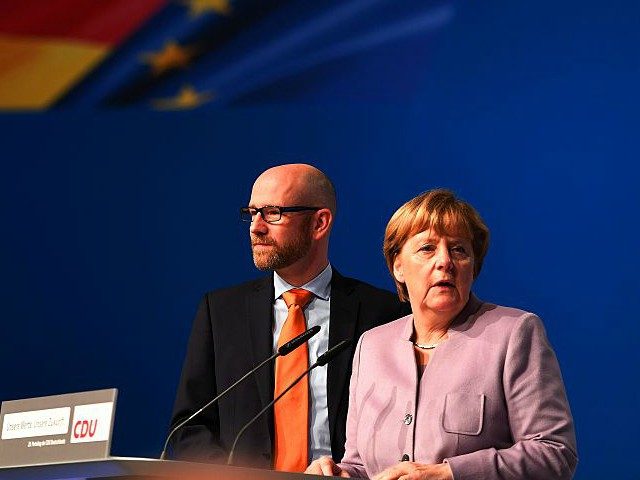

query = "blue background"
[[1, 1, 639, 478]]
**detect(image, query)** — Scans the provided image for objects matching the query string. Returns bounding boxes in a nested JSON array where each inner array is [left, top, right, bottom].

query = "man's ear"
[[312, 209, 333, 240]]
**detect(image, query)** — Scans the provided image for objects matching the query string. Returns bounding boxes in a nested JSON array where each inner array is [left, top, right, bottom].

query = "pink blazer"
[[338, 295, 577, 480]]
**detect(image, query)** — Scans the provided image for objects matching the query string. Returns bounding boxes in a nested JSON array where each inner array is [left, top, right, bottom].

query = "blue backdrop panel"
[[1, 0, 639, 478]]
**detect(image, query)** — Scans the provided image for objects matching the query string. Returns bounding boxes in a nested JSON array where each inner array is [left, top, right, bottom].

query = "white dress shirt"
[[273, 264, 332, 461]]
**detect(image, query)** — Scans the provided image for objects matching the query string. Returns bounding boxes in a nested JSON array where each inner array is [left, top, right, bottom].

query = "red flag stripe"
[[0, 0, 167, 44]]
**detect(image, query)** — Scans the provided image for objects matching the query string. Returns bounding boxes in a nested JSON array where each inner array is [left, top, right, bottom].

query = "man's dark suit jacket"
[[169, 269, 406, 467]]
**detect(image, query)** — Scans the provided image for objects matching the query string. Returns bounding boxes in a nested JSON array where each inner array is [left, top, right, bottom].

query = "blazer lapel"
[[246, 276, 275, 410], [327, 269, 359, 442]]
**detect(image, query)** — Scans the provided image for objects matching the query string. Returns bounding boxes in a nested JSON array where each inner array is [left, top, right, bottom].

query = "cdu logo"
[[73, 419, 98, 439], [69, 402, 113, 444]]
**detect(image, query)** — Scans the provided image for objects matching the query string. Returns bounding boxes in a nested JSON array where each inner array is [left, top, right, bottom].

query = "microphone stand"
[[227, 339, 350, 466], [160, 325, 321, 459]]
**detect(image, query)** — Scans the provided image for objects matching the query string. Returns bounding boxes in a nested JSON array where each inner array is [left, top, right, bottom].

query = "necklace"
[[412, 332, 448, 350]]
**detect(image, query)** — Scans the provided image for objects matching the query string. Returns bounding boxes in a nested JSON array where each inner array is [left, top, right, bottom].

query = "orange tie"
[[273, 288, 313, 472]]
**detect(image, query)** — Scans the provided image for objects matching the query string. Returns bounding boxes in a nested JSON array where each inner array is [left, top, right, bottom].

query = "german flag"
[[0, 0, 165, 109]]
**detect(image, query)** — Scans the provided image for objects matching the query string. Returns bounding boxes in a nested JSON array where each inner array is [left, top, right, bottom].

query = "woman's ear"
[[393, 255, 404, 283]]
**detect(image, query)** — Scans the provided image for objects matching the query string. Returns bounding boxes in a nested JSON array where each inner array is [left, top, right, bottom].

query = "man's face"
[[248, 173, 314, 271]]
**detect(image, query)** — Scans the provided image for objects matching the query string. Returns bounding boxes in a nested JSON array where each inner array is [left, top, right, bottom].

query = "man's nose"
[[250, 212, 269, 234]]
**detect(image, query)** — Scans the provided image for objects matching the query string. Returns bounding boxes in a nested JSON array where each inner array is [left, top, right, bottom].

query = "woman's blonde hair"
[[383, 189, 490, 302]]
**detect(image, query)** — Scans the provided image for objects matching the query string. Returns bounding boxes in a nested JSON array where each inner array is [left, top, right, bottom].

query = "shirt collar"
[[273, 263, 332, 301]]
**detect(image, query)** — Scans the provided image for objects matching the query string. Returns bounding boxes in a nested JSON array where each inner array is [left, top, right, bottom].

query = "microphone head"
[[316, 339, 351, 366], [278, 325, 321, 356]]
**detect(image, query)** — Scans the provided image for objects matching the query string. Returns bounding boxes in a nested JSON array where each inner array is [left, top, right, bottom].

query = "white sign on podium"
[[0, 389, 117, 468]]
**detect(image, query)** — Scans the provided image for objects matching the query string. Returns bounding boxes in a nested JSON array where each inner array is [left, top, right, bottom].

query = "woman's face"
[[393, 228, 475, 320]]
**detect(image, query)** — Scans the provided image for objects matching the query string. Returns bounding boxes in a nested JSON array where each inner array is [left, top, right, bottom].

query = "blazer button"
[[404, 414, 413, 425], [401, 454, 410, 461]]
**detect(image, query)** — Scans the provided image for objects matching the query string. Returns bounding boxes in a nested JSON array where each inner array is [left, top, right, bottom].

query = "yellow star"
[[140, 41, 197, 76], [151, 85, 214, 110], [182, 0, 232, 16]]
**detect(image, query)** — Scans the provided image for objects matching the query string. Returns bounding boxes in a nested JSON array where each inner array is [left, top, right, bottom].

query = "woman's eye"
[[419, 244, 435, 252], [451, 245, 468, 256]]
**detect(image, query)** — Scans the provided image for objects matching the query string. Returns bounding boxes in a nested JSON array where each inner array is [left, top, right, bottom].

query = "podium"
[[0, 391, 337, 480], [0, 457, 331, 480]]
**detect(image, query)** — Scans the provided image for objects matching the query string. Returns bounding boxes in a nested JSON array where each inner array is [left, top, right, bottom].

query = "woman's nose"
[[435, 245, 453, 270]]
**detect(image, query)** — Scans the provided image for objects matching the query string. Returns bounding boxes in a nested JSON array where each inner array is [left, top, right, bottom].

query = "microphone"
[[160, 325, 321, 460], [315, 339, 350, 366], [227, 339, 351, 466], [278, 325, 321, 356]]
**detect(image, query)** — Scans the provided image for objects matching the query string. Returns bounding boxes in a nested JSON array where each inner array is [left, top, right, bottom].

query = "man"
[[169, 164, 405, 470]]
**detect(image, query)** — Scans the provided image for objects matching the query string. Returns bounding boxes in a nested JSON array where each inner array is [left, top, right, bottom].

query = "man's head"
[[245, 164, 335, 284]]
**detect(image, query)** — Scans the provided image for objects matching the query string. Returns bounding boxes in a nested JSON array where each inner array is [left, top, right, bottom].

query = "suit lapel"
[[327, 269, 359, 442], [246, 276, 275, 410]]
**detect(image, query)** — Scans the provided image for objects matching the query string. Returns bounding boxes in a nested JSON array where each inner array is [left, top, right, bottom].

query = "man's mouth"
[[251, 236, 276, 247]]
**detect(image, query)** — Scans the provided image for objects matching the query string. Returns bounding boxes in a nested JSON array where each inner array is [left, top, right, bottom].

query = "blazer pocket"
[[442, 392, 485, 435]]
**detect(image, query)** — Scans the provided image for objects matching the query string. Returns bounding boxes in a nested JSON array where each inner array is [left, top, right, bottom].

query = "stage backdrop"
[[1, 1, 638, 479]]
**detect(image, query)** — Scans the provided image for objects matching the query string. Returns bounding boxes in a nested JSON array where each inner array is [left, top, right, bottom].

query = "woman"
[[306, 189, 577, 480]]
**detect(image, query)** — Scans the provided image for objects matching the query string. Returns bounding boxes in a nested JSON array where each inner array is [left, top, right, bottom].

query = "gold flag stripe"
[[0, 34, 109, 110]]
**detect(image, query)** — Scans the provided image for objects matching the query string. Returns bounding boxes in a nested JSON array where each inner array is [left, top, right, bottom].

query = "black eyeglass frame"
[[240, 205, 321, 223]]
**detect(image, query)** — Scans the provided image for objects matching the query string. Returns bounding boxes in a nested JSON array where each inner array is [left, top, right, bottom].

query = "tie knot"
[[282, 288, 313, 309]]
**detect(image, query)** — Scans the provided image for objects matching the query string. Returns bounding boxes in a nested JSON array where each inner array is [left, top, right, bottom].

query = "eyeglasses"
[[240, 205, 320, 224]]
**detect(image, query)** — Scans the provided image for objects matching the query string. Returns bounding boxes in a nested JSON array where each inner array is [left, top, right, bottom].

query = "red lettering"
[[73, 418, 99, 438]]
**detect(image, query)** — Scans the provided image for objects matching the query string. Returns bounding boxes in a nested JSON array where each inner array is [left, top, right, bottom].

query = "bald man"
[[169, 164, 405, 469]]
